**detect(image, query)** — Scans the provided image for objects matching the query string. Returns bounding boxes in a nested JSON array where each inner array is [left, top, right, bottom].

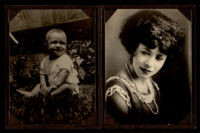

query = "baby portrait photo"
[[7, 8, 96, 128], [104, 9, 193, 127]]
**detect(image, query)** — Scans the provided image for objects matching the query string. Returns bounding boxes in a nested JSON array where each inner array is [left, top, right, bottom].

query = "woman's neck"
[[126, 62, 150, 94], [134, 78, 149, 94]]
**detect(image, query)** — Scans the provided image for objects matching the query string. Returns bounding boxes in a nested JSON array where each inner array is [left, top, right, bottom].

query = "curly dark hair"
[[119, 10, 186, 60]]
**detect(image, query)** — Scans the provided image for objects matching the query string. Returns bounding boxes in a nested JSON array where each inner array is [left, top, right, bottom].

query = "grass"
[[10, 84, 95, 124]]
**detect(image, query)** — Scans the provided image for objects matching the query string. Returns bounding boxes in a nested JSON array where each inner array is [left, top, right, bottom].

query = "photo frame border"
[[1, 0, 199, 132], [4, 5, 100, 129], [102, 5, 197, 129]]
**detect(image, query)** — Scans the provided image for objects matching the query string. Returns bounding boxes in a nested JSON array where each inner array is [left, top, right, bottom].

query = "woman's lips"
[[140, 67, 152, 74]]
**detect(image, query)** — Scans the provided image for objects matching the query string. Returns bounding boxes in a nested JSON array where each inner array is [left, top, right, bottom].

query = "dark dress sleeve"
[[105, 77, 134, 124]]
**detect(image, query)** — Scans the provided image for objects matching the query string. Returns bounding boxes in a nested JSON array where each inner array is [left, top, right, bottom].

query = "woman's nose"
[[144, 56, 155, 68]]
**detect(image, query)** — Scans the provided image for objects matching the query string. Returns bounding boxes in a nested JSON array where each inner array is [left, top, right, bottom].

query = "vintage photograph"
[[105, 9, 192, 126], [8, 8, 96, 127]]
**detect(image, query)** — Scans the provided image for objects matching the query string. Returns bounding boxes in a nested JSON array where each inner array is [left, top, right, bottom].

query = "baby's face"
[[47, 32, 67, 57]]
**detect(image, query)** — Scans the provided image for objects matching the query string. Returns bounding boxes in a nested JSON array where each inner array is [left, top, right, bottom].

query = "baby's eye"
[[50, 41, 58, 44], [141, 51, 150, 56], [50, 41, 66, 45], [59, 41, 66, 45]]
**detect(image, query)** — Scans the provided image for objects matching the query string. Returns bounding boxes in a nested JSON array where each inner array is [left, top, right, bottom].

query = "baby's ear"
[[43, 42, 49, 51], [44, 41, 48, 47]]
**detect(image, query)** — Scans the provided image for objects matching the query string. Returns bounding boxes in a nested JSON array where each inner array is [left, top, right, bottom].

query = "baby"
[[17, 28, 79, 97]]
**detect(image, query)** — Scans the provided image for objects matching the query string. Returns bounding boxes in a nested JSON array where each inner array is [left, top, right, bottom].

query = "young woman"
[[105, 10, 186, 124]]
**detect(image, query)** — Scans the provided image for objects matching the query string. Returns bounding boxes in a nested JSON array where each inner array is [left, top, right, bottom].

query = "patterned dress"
[[105, 62, 160, 124]]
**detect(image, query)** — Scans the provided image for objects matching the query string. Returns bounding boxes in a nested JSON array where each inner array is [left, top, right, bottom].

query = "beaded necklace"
[[126, 64, 159, 115]]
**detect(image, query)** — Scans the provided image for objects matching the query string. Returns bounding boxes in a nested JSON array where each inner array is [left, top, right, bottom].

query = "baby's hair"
[[119, 10, 186, 60], [45, 28, 67, 43]]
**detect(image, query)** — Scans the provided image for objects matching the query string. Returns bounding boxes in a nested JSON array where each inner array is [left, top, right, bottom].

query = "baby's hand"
[[46, 87, 52, 93], [41, 87, 51, 95]]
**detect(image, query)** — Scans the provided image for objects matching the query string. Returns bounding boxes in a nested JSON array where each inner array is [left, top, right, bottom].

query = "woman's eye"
[[141, 51, 150, 55], [156, 55, 164, 61]]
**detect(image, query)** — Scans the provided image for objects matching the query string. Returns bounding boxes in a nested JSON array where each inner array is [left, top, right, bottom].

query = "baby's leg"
[[50, 83, 79, 96], [16, 84, 41, 97]]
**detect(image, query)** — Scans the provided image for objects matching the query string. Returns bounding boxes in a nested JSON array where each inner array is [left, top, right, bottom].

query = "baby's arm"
[[40, 57, 51, 94], [40, 70, 69, 95], [40, 74, 51, 93], [50, 69, 69, 88]]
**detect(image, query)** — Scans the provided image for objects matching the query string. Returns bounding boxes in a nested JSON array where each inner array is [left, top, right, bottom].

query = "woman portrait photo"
[[105, 9, 192, 125]]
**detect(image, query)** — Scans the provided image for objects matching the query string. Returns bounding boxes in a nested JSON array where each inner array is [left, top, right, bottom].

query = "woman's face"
[[132, 43, 167, 79]]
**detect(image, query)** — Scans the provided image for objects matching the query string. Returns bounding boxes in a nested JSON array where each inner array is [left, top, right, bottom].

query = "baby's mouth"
[[52, 47, 63, 51]]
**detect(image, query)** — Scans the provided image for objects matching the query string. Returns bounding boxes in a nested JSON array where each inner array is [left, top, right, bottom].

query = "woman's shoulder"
[[106, 76, 132, 114], [106, 75, 129, 94]]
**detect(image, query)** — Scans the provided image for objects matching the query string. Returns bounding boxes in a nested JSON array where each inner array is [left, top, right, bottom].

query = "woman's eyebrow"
[[144, 47, 152, 53], [157, 53, 166, 57]]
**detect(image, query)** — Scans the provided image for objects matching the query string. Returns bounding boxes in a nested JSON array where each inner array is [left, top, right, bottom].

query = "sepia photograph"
[[7, 8, 96, 128], [104, 9, 193, 127], [2, 3, 198, 131]]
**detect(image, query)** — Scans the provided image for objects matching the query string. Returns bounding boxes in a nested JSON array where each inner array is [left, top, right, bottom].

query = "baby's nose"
[[53, 43, 62, 47], [55, 42, 61, 45]]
